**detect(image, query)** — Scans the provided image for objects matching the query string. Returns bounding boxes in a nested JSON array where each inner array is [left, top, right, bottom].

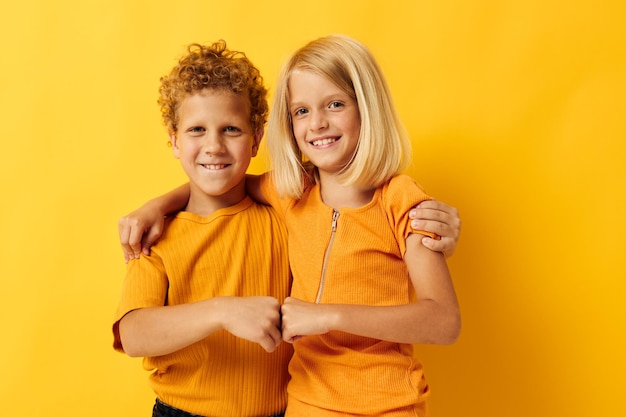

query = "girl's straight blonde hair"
[[267, 34, 412, 199]]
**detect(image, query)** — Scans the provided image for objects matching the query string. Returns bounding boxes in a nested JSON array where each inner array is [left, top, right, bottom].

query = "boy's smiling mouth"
[[200, 164, 230, 170]]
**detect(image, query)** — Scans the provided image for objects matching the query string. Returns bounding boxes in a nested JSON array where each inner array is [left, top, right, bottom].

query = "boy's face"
[[170, 89, 261, 214]]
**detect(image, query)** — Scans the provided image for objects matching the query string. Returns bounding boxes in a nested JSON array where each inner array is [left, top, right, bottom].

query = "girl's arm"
[[118, 184, 190, 262], [410, 200, 461, 258], [118, 176, 268, 263], [118, 295, 283, 357], [280, 234, 461, 345], [244, 174, 269, 205]]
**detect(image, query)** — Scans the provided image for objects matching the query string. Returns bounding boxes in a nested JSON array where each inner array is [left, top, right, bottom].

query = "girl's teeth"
[[312, 138, 336, 146]]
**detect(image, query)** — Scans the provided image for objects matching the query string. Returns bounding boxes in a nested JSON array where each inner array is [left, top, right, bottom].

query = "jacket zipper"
[[315, 209, 340, 303]]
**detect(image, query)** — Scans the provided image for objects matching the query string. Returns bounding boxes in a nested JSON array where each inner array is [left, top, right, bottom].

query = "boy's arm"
[[118, 183, 190, 262], [409, 200, 461, 258], [118, 296, 283, 357], [280, 234, 461, 344]]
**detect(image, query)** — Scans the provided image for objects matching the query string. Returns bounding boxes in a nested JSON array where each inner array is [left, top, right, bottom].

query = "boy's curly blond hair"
[[158, 40, 268, 134]]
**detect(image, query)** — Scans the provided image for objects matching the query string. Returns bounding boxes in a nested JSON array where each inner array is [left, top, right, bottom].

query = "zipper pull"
[[331, 209, 339, 231]]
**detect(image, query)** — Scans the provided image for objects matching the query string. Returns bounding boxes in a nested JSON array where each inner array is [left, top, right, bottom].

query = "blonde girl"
[[254, 34, 461, 417]]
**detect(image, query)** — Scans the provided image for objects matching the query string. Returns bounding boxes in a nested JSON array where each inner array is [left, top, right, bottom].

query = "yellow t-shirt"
[[112, 197, 292, 417], [261, 174, 433, 417]]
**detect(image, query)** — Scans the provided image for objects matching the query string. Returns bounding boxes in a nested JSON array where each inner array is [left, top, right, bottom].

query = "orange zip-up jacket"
[[261, 174, 435, 417], [112, 197, 292, 417]]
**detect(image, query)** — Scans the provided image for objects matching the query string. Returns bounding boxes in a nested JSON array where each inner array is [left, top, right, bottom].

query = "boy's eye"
[[188, 126, 205, 135], [224, 126, 242, 135]]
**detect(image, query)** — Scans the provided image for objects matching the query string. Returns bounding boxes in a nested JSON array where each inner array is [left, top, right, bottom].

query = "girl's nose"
[[309, 111, 328, 130]]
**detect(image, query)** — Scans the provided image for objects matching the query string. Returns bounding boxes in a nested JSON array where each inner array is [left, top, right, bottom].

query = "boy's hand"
[[118, 203, 166, 263], [410, 200, 461, 258], [221, 296, 283, 352]]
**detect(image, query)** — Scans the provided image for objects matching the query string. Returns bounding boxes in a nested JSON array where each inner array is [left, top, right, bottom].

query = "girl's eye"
[[293, 108, 308, 117], [329, 101, 343, 109]]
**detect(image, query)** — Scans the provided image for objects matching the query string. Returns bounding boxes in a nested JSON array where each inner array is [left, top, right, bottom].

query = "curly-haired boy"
[[112, 41, 291, 417]]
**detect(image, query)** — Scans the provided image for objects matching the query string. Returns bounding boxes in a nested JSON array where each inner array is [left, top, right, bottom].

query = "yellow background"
[[1, 1, 624, 416]]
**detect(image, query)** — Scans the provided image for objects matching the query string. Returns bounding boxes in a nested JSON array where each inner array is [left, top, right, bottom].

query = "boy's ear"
[[251, 128, 264, 157], [170, 132, 180, 158]]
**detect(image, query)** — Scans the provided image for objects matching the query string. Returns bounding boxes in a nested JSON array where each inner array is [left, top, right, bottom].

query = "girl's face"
[[288, 69, 361, 178]]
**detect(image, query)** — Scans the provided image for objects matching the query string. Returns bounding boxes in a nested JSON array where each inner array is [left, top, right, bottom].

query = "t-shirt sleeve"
[[383, 174, 438, 256], [112, 252, 168, 353]]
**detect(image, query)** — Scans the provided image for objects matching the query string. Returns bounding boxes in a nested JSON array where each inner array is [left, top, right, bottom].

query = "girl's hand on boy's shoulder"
[[409, 200, 461, 258], [118, 202, 166, 263]]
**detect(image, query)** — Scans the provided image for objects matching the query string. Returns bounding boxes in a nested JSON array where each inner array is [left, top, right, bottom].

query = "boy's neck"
[[185, 183, 248, 217]]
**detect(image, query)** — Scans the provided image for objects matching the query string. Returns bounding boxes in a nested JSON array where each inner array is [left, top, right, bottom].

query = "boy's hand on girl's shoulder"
[[409, 200, 461, 258], [220, 296, 284, 353]]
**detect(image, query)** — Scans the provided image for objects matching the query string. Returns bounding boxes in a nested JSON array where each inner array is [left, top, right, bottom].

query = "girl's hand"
[[410, 200, 461, 258], [118, 202, 166, 263], [280, 297, 334, 343]]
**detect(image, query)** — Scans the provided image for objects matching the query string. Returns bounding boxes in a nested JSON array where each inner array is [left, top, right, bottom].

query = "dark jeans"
[[152, 398, 285, 417]]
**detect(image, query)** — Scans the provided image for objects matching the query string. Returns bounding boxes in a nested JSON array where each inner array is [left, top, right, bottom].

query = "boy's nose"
[[203, 133, 226, 154]]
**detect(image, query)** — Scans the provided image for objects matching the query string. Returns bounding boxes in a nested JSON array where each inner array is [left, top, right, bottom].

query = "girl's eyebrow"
[[289, 101, 306, 109]]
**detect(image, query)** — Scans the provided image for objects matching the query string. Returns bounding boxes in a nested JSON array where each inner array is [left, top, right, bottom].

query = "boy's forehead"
[[178, 89, 252, 120]]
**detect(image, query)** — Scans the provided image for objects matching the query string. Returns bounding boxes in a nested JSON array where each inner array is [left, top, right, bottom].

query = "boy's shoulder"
[[150, 197, 277, 249], [165, 196, 276, 229]]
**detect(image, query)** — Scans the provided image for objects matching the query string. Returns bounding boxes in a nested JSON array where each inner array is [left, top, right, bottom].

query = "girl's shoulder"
[[378, 174, 431, 212], [381, 174, 428, 197]]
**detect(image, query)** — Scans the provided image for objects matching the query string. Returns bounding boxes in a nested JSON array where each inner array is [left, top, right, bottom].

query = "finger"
[[141, 227, 162, 256], [411, 207, 450, 224], [411, 203, 460, 229], [412, 219, 451, 237], [268, 325, 283, 350], [282, 329, 295, 343], [417, 199, 458, 215], [127, 224, 146, 259], [412, 210, 461, 237], [421, 236, 456, 257], [259, 335, 276, 353], [280, 310, 292, 342], [283, 333, 302, 344], [264, 299, 283, 349], [118, 220, 133, 263], [410, 201, 441, 218]]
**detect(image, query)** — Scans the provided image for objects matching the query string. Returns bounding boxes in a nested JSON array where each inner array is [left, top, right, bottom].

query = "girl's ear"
[[170, 132, 180, 158], [251, 128, 264, 157]]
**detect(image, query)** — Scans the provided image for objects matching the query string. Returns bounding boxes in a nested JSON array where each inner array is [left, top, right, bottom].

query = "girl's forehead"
[[288, 69, 344, 93]]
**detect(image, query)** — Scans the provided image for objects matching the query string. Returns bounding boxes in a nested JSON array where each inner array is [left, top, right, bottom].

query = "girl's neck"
[[318, 174, 375, 209]]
